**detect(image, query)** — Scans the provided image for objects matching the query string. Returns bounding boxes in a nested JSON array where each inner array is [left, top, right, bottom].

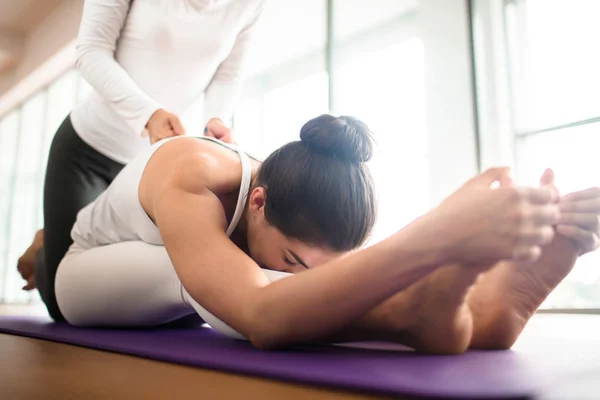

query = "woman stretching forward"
[[30, 115, 599, 352]]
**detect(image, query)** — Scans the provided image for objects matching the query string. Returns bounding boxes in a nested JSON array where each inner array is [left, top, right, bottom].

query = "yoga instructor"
[[17, 0, 266, 321]]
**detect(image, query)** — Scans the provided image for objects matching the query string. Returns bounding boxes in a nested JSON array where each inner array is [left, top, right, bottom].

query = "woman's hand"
[[428, 167, 560, 266], [146, 109, 185, 144], [538, 168, 600, 256], [556, 187, 600, 256], [204, 118, 235, 144]]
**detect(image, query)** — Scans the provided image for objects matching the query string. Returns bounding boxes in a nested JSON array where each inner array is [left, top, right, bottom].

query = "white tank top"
[[70, 136, 253, 250]]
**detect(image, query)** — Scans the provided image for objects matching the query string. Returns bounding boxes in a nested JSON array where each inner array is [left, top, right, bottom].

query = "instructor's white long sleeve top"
[[70, 0, 264, 164]]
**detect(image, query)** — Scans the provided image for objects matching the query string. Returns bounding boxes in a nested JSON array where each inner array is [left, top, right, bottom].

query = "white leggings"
[[55, 241, 291, 339]]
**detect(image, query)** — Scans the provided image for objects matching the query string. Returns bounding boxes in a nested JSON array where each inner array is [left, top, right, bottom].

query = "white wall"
[[0, 0, 82, 115], [13, 0, 82, 83], [0, 68, 15, 94]]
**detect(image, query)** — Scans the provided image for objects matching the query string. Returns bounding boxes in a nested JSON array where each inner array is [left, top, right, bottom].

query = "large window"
[[0, 69, 83, 303], [234, 0, 329, 158], [332, 0, 423, 242], [235, 0, 426, 244], [0, 111, 22, 302], [473, 0, 600, 309], [334, 39, 427, 243]]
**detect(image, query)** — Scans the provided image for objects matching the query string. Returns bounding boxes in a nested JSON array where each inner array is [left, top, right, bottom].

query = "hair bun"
[[299, 114, 374, 163]]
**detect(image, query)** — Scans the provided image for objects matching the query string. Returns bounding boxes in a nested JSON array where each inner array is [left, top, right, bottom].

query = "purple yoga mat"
[[0, 316, 550, 399]]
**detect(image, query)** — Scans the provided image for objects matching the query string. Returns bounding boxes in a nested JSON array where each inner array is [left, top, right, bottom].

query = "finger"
[[203, 128, 216, 138], [468, 167, 511, 187], [561, 187, 600, 202], [149, 129, 167, 144], [498, 174, 514, 188], [559, 198, 600, 213], [169, 115, 186, 135], [158, 127, 176, 141], [517, 226, 555, 246], [220, 133, 234, 144], [530, 205, 561, 226], [520, 186, 558, 205], [512, 245, 542, 263], [151, 134, 164, 145], [556, 224, 597, 250], [558, 213, 600, 230], [539, 168, 555, 187]]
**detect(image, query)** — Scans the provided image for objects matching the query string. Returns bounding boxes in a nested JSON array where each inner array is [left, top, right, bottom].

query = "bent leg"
[[36, 116, 124, 321], [56, 242, 193, 327], [329, 233, 580, 352], [327, 264, 481, 354]]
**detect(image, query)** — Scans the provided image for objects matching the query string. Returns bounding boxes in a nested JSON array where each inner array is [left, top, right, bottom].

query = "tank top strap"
[[225, 149, 252, 237]]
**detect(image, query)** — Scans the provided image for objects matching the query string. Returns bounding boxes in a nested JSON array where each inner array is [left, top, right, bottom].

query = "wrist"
[[387, 212, 454, 268], [145, 108, 165, 129]]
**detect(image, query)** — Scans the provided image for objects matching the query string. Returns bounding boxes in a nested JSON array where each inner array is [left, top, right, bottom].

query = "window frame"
[[0, 67, 77, 304], [471, 0, 600, 314]]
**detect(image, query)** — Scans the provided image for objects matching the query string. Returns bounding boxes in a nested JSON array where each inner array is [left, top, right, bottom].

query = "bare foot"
[[467, 235, 578, 349], [403, 264, 482, 354], [369, 264, 483, 354], [17, 229, 44, 291]]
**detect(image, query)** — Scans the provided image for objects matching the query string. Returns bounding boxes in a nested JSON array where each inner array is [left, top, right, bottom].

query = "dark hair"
[[255, 114, 377, 251]]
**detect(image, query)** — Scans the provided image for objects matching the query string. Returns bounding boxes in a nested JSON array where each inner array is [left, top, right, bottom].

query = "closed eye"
[[283, 256, 298, 267], [282, 249, 309, 269]]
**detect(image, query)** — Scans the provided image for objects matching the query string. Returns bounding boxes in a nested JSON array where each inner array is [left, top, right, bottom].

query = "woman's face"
[[245, 188, 343, 273]]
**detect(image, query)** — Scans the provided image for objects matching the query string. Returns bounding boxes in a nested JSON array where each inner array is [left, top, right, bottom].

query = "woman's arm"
[[155, 185, 445, 349], [76, 0, 162, 136], [203, 3, 265, 126], [152, 159, 558, 349]]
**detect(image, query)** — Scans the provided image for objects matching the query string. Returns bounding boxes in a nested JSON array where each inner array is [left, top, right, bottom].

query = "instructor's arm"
[[76, 0, 184, 143]]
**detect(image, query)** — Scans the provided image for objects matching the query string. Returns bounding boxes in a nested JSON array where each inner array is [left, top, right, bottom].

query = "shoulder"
[[147, 137, 244, 195]]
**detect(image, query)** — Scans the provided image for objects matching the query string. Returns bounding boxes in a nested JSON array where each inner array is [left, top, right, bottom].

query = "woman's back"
[[71, 137, 254, 252]]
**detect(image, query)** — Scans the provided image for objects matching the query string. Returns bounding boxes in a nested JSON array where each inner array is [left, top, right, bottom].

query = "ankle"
[[412, 304, 473, 355], [470, 305, 527, 350]]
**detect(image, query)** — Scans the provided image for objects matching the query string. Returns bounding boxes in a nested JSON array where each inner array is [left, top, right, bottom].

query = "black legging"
[[35, 116, 124, 321]]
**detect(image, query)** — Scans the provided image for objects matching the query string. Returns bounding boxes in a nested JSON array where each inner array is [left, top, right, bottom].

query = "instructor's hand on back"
[[146, 108, 186, 144], [204, 117, 235, 144]]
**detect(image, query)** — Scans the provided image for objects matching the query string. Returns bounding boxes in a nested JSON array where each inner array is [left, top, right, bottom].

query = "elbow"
[[243, 301, 293, 351], [248, 333, 282, 351], [74, 43, 113, 70], [248, 327, 296, 351], [74, 43, 91, 68]]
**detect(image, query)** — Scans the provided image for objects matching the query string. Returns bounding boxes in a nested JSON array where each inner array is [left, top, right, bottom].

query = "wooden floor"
[[0, 305, 400, 400], [0, 333, 402, 400], [2, 305, 600, 399]]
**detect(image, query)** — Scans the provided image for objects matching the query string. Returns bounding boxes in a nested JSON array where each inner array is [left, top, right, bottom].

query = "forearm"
[[244, 219, 447, 348], [76, 0, 161, 135], [77, 51, 161, 134]]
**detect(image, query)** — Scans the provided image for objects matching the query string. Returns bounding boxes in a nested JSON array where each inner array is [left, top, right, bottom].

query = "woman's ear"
[[248, 187, 266, 214]]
